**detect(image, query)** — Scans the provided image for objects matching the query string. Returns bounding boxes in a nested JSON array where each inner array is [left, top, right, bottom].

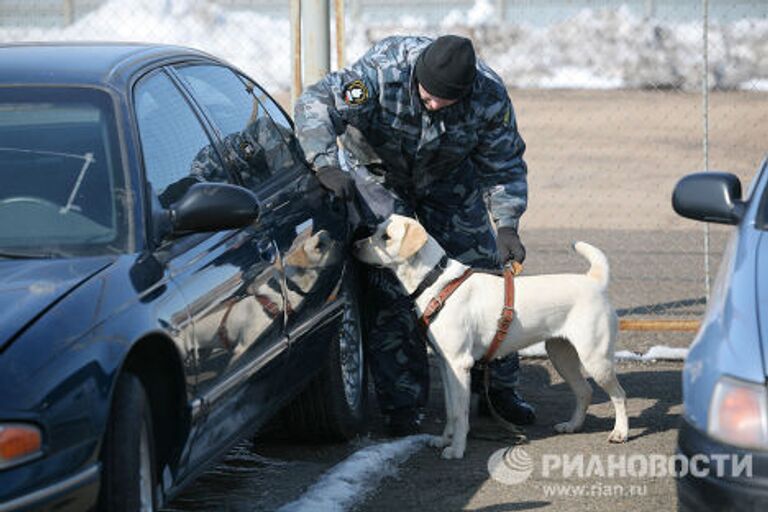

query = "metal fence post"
[[63, 0, 75, 25], [702, 0, 711, 298], [291, 0, 302, 113], [301, 0, 331, 88], [645, 0, 656, 19], [350, 0, 360, 23], [335, 0, 345, 69]]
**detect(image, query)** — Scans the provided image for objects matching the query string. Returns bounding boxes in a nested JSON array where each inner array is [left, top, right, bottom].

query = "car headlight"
[[0, 423, 43, 470], [708, 376, 768, 449]]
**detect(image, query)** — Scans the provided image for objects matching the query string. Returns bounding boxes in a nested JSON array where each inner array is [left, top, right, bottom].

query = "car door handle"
[[255, 240, 277, 263]]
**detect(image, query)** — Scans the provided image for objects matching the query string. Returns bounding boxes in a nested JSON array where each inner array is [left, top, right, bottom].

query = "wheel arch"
[[120, 334, 190, 481]]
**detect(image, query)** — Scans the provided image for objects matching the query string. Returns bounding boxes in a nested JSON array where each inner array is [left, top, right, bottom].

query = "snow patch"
[[741, 79, 768, 91], [642, 345, 689, 360], [277, 435, 435, 512]]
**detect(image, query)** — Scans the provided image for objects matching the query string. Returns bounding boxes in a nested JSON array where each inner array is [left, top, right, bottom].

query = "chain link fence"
[[350, 1, 767, 340], [1, 0, 766, 347]]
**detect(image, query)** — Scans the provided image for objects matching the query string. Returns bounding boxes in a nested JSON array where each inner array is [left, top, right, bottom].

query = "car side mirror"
[[171, 182, 260, 233], [672, 172, 745, 225]]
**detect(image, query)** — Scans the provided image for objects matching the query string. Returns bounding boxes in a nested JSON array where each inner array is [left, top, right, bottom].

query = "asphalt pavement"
[[359, 358, 684, 512], [165, 357, 686, 512]]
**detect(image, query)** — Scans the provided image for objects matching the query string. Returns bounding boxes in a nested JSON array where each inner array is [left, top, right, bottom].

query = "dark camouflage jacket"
[[294, 35, 528, 229]]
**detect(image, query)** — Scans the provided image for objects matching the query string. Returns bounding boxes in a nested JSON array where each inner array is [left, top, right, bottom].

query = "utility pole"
[[645, 0, 656, 19], [301, 0, 331, 88], [290, 0, 302, 112], [63, 0, 75, 25], [335, 0, 345, 68], [496, 0, 506, 23]]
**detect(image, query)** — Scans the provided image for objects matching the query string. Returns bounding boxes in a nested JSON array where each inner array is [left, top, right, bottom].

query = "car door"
[[133, 68, 288, 467], [171, 64, 348, 380]]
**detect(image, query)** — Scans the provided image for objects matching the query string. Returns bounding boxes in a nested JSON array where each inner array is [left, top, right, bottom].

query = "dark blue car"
[[0, 43, 367, 511]]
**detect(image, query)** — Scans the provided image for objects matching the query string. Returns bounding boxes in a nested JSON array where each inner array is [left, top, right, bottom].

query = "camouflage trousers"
[[355, 168, 522, 414]]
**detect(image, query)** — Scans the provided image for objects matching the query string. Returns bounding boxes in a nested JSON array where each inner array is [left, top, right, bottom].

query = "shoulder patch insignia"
[[343, 79, 369, 105]]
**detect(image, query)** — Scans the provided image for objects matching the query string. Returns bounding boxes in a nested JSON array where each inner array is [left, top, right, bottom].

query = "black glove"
[[496, 227, 526, 264], [316, 166, 355, 199]]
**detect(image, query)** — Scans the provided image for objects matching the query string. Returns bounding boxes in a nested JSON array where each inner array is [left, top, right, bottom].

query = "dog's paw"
[[608, 429, 628, 443], [441, 445, 465, 459], [429, 436, 451, 448], [554, 422, 580, 434]]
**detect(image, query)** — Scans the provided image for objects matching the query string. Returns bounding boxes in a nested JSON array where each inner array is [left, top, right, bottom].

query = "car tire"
[[98, 372, 158, 512], [279, 267, 368, 441]]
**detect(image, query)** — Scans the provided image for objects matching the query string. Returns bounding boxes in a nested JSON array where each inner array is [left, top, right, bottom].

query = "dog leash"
[[479, 262, 528, 441], [481, 364, 527, 442], [480, 261, 519, 365]]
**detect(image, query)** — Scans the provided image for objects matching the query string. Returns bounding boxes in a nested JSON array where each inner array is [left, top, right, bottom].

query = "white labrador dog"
[[353, 214, 628, 459]]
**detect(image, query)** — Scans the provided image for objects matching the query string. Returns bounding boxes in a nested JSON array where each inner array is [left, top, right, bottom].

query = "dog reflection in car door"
[[195, 230, 340, 362]]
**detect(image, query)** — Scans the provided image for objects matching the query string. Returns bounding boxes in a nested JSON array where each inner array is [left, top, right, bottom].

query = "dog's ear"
[[398, 221, 428, 259]]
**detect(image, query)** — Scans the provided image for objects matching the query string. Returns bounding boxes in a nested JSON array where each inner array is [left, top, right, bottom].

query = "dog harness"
[[409, 256, 528, 436], [479, 264, 517, 364], [416, 261, 518, 365], [417, 260, 527, 437], [417, 266, 475, 335]]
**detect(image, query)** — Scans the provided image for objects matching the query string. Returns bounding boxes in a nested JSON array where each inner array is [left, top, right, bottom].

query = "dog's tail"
[[573, 242, 610, 290]]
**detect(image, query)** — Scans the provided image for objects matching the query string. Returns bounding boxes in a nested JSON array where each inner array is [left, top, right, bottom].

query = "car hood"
[[0, 257, 114, 351]]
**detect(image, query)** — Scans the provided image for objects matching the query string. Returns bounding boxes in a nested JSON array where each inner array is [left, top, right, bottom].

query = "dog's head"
[[352, 214, 433, 268], [284, 229, 336, 269]]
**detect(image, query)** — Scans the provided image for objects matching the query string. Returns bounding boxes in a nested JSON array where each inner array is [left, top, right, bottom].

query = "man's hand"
[[496, 227, 526, 265], [316, 166, 355, 199]]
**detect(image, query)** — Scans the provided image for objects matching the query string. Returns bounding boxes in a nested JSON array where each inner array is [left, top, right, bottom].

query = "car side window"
[[174, 65, 302, 191], [249, 82, 292, 134], [248, 81, 308, 160], [134, 71, 229, 208]]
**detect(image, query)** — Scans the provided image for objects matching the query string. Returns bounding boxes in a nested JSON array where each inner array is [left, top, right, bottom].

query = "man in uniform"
[[295, 35, 535, 435]]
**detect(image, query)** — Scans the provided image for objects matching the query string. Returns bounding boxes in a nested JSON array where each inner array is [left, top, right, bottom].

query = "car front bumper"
[[677, 419, 768, 512], [0, 464, 99, 512]]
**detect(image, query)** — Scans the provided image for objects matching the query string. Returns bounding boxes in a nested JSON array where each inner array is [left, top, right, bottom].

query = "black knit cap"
[[415, 35, 477, 100]]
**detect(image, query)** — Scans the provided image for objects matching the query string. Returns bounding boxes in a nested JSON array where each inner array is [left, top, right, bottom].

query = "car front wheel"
[[99, 372, 157, 512], [278, 268, 368, 440]]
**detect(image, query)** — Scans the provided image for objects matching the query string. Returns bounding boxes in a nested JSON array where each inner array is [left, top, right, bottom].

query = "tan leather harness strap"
[[418, 268, 474, 334], [481, 265, 516, 364]]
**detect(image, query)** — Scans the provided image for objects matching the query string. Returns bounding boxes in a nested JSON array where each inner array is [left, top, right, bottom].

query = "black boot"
[[479, 389, 536, 425], [386, 408, 422, 437]]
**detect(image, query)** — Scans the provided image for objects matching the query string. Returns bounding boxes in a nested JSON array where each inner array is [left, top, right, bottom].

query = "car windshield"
[[0, 87, 128, 258]]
